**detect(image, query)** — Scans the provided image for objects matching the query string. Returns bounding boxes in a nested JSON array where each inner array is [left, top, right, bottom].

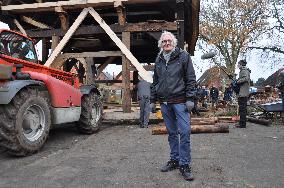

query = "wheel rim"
[[22, 104, 46, 142], [91, 102, 101, 127]]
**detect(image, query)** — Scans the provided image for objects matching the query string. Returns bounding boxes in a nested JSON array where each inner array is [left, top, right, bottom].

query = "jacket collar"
[[159, 47, 182, 62]]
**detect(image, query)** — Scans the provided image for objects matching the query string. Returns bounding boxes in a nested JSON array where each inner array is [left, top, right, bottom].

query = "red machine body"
[[0, 29, 81, 107]]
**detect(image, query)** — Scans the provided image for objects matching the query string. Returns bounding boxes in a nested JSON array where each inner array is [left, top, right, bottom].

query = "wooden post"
[[176, 0, 185, 49], [41, 38, 48, 64], [115, 1, 126, 26], [55, 6, 69, 33], [51, 35, 59, 52], [132, 70, 139, 102], [122, 32, 131, 113], [85, 57, 95, 84]]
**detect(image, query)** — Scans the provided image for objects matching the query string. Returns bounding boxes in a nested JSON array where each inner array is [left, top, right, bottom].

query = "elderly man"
[[150, 31, 196, 181]]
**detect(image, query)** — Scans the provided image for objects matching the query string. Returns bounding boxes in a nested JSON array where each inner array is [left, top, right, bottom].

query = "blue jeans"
[[160, 103, 191, 166], [139, 96, 150, 126]]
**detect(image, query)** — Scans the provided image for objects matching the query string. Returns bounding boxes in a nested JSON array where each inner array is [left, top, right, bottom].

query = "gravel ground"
[[0, 109, 283, 188]]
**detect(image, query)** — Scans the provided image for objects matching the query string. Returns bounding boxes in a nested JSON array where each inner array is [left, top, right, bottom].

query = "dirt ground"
[[0, 108, 283, 188]]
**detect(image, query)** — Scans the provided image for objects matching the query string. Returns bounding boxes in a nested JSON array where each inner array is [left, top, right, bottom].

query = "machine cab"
[[0, 30, 38, 63]]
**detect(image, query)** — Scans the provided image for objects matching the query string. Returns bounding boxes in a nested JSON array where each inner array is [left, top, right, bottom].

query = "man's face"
[[162, 34, 174, 52]]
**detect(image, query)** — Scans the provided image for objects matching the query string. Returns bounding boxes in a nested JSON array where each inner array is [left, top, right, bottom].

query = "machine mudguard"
[[80, 85, 100, 96], [0, 80, 44, 104], [27, 71, 82, 108]]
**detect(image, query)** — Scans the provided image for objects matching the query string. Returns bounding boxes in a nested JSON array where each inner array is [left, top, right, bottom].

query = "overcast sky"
[[1, 21, 282, 82]]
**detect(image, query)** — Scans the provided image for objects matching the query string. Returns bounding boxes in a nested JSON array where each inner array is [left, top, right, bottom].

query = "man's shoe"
[[179, 165, 194, 181], [160, 160, 179, 172]]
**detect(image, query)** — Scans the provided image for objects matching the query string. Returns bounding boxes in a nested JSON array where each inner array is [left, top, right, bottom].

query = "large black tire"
[[77, 92, 102, 134], [0, 87, 51, 156]]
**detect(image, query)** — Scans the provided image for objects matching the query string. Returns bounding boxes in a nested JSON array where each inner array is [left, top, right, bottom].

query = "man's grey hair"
[[158, 31, 178, 49]]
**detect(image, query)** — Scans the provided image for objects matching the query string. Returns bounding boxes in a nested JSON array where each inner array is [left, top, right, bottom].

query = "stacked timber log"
[[247, 117, 272, 126], [151, 117, 238, 135]]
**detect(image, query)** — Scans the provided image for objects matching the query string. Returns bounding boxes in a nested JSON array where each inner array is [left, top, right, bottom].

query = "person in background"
[[223, 84, 233, 103], [191, 84, 201, 116], [200, 85, 209, 108], [150, 31, 196, 181], [137, 77, 151, 128], [210, 85, 219, 107], [236, 60, 251, 128]]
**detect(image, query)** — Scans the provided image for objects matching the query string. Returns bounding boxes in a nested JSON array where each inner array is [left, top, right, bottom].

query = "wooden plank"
[[2, 0, 127, 12], [26, 22, 177, 38], [21, 16, 51, 29], [13, 19, 27, 35], [89, 7, 153, 83], [44, 8, 89, 67]]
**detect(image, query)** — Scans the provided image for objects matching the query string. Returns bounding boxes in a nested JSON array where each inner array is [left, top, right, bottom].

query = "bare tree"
[[199, 0, 269, 74], [248, 0, 284, 55]]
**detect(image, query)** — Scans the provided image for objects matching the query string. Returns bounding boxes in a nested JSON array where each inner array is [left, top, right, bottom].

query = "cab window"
[[0, 31, 38, 63]]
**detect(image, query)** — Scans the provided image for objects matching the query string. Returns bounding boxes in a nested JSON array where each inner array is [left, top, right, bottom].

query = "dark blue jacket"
[[150, 48, 197, 103]]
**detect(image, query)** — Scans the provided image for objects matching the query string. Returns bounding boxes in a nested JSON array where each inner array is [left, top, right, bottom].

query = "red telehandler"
[[0, 29, 103, 156]]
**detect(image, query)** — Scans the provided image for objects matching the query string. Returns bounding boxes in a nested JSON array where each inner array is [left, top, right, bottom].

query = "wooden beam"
[[132, 70, 138, 102], [58, 51, 122, 59], [26, 22, 177, 38], [85, 57, 95, 84], [42, 38, 48, 63], [51, 35, 59, 52], [176, 0, 185, 49], [129, 64, 154, 71], [95, 79, 134, 83], [97, 57, 116, 75], [1, 0, 128, 12], [115, 1, 126, 26], [21, 16, 51, 29], [55, 6, 69, 32], [121, 31, 131, 112], [52, 51, 120, 69], [13, 19, 27, 35], [44, 8, 89, 67], [115, 71, 122, 80], [89, 7, 152, 83]]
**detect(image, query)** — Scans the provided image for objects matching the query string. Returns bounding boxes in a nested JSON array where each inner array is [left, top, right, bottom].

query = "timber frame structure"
[[0, 0, 200, 112]]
